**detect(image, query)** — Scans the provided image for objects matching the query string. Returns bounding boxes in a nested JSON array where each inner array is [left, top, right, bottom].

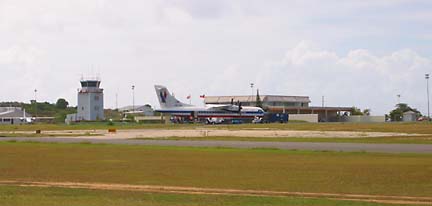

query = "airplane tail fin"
[[154, 85, 192, 108]]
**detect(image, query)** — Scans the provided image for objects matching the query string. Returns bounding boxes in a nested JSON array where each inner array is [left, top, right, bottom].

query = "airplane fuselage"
[[154, 85, 265, 119], [156, 106, 265, 118]]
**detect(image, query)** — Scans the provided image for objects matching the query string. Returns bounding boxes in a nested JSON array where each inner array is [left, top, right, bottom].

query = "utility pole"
[[426, 74, 430, 121], [250, 83, 254, 106], [397, 94, 401, 104], [132, 85, 135, 112]]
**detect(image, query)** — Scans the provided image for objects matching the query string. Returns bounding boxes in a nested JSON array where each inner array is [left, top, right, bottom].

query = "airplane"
[[19, 109, 33, 124], [154, 85, 265, 119]]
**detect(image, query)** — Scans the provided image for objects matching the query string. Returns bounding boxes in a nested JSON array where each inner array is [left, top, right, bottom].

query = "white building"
[[66, 79, 105, 123], [402, 111, 417, 122], [118, 105, 154, 116], [205, 95, 352, 122], [0, 107, 32, 125]]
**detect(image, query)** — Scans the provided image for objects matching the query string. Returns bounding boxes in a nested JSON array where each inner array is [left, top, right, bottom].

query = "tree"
[[363, 108, 371, 116], [256, 89, 263, 108], [351, 107, 364, 115], [389, 103, 421, 121], [56, 98, 69, 109]]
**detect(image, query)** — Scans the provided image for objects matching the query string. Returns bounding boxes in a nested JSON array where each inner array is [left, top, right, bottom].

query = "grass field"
[[217, 122, 432, 134], [2, 123, 431, 205], [0, 186, 411, 206], [0, 141, 431, 198], [1, 122, 432, 134], [0, 122, 194, 131], [139, 135, 432, 144], [2, 122, 432, 146], [0, 132, 99, 138]]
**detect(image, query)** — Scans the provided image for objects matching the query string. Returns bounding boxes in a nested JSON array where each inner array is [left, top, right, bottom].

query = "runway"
[[1, 137, 432, 154]]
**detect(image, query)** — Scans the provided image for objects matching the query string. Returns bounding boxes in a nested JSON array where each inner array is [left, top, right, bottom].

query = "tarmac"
[[12, 129, 422, 138], [1, 137, 432, 154]]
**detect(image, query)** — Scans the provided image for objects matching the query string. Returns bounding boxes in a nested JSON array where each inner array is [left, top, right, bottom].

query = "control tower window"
[[81, 81, 99, 87]]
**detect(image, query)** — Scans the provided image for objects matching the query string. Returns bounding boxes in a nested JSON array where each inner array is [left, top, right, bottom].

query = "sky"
[[1, 0, 432, 115]]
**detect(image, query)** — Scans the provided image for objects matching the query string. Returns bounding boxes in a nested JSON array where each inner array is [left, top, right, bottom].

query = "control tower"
[[77, 78, 104, 121]]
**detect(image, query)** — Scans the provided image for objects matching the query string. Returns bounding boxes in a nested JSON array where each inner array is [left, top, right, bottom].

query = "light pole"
[[115, 93, 118, 111], [322, 96, 325, 107], [131, 85, 135, 112], [34, 89, 37, 118], [250, 83, 254, 106], [397, 94, 401, 104], [426, 74, 430, 121]]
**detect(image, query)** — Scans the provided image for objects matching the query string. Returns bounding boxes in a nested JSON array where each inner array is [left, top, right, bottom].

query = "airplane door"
[[191, 111, 198, 119]]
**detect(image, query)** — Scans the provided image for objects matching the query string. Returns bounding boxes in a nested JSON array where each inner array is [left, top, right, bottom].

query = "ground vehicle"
[[231, 119, 244, 124], [252, 116, 263, 123], [264, 113, 289, 123], [206, 117, 224, 124]]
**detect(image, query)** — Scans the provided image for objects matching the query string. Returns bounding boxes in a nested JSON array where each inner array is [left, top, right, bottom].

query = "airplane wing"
[[207, 104, 241, 112]]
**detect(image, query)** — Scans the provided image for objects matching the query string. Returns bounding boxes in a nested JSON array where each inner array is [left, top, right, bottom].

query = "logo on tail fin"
[[159, 90, 167, 103], [155, 85, 192, 108]]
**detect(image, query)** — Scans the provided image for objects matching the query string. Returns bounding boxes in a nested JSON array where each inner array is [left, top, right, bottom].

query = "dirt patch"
[[110, 129, 423, 139], [4, 129, 425, 140], [0, 180, 430, 205]]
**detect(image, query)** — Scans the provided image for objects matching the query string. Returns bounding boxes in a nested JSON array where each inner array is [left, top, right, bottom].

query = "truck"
[[264, 113, 289, 123]]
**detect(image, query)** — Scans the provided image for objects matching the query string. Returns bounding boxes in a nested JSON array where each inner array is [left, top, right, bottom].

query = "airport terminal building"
[[205, 95, 352, 122], [0, 107, 31, 125]]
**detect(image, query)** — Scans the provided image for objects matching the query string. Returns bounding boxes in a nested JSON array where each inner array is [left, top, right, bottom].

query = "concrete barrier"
[[289, 114, 318, 123], [341, 116, 385, 123], [134, 116, 164, 123]]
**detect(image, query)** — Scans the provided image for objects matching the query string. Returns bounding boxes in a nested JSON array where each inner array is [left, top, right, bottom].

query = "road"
[[1, 137, 432, 154]]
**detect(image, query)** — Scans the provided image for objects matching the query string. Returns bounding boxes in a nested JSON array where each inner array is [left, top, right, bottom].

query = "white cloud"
[[283, 42, 339, 66], [256, 42, 431, 115], [0, 46, 43, 65], [163, 7, 193, 25]]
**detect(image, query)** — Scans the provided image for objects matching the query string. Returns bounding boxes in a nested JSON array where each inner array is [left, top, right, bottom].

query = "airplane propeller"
[[228, 98, 242, 113]]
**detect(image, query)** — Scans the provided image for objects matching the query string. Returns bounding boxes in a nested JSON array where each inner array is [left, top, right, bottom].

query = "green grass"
[[0, 132, 99, 138], [216, 122, 432, 134], [0, 122, 196, 131], [0, 186, 409, 206], [0, 141, 431, 197], [1, 122, 432, 134], [138, 135, 432, 144]]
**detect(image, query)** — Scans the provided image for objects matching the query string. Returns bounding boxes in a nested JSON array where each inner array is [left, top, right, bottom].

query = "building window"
[[95, 95, 99, 101], [82, 107, 84, 111]]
